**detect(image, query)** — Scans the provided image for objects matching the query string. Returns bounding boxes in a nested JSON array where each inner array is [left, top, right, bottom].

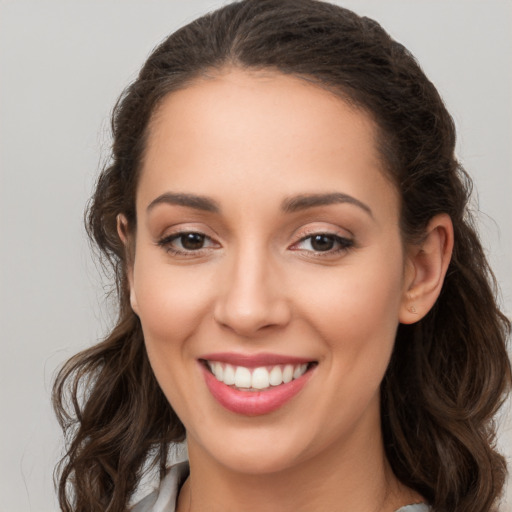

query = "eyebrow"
[[146, 191, 373, 218], [147, 192, 220, 213], [281, 192, 373, 217]]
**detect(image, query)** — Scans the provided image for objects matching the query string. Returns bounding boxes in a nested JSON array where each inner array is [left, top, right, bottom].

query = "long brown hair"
[[53, 1, 511, 511]]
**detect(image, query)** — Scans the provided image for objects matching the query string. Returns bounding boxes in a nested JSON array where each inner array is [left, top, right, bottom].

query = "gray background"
[[1, 1, 511, 511]]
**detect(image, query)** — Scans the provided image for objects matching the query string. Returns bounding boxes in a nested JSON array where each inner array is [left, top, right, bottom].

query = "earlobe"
[[399, 213, 454, 324], [117, 214, 139, 315], [129, 287, 139, 315]]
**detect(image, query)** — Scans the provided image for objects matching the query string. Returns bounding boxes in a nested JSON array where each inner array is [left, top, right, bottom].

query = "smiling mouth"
[[201, 360, 317, 391]]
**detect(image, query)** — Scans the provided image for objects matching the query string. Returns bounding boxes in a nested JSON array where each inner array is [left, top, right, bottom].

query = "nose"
[[213, 247, 292, 337]]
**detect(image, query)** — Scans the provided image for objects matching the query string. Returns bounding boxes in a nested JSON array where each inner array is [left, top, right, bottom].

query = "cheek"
[[132, 256, 214, 346], [289, 252, 404, 435], [294, 248, 404, 361], [303, 260, 402, 315], [131, 256, 216, 416]]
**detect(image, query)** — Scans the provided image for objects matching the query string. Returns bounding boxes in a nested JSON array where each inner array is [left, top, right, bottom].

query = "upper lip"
[[199, 352, 315, 368]]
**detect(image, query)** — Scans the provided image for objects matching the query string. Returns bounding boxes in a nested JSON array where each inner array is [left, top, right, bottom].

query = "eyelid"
[[291, 224, 352, 243], [156, 222, 219, 243]]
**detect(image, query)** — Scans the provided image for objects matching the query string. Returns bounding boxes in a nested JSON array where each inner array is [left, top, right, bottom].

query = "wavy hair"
[[53, 1, 511, 511]]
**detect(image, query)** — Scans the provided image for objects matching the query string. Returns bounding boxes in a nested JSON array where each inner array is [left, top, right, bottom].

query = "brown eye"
[[179, 232, 206, 250], [291, 233, 354, 255], [310, 234, 336, 251], [157, 231, 218, 255]]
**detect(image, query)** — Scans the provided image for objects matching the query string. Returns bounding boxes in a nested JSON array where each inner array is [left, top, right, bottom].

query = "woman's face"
[[128, 68, 414, 475]]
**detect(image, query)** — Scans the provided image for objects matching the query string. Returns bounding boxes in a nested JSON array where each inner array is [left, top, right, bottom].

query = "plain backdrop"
[[1, 1, 511, 511]]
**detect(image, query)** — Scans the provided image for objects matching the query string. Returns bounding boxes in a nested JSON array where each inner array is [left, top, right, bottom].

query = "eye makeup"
[[156, 228, 355, 260]]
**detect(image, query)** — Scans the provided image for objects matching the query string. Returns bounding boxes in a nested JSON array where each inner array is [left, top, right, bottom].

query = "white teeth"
[[234, 366, 252, 388], [213, 362, 223, 381], [223, 364, 236, 385], [207, 361, 309, 390], [269, 366, 283, 386], [283, 364, 294, 383], [293, 364, 307, 379], [251, 367, 270, 389]]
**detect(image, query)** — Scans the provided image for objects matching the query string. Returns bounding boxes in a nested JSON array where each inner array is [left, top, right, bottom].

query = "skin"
[[120, 68, 453, 512]]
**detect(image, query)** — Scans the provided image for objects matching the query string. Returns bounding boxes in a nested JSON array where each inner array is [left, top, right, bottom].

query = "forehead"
[[138, 68, 399, 222], [145, 68, 377, 167]]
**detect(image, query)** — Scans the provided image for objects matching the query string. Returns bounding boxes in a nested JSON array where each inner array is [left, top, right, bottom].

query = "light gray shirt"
[[131, 461, 431, 512]]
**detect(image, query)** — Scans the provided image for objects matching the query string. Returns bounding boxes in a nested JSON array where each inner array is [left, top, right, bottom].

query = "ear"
[[117, 214, 139, 315], [399, 213, 454, 324]]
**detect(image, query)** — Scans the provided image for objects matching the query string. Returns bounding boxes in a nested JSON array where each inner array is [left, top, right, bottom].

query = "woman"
[[53, 1, 511, 511]]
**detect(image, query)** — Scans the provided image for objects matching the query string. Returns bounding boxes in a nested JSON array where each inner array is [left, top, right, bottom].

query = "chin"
[[212, 445, 305, 476], [188, 419, 324, 477]]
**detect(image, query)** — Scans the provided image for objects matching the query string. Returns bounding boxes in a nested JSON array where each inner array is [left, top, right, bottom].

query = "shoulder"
[[130, 461, 190, 512], [395, 505, 431, 512]]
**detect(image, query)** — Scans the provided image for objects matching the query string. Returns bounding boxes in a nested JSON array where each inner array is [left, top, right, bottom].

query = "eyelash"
[[291, 232, 354, 256], [157, 232, 217, 256], [157, 231, 354, 258]]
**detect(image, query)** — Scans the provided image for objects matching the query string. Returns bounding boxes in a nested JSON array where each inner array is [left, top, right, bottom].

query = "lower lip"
[[201, 363, 314, 416]]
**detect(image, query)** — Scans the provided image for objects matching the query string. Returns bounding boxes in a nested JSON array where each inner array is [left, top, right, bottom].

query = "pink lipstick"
[[199, 353, 316, 416]]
